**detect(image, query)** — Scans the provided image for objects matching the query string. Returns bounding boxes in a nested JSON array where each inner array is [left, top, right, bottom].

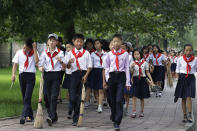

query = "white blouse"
[[91, 50, 107, 68], [176, 56, 197, 74], [131, 60, 149, 77], [149, 53, 167, 66]]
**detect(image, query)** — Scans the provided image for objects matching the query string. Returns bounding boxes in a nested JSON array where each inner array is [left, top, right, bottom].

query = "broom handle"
[[38, 73, 44, 102]]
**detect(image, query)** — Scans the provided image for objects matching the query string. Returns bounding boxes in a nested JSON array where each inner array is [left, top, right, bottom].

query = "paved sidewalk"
[[0, 83, 192, 131]]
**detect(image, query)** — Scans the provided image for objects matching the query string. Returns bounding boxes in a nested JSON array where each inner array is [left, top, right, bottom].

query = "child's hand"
[[131, 63, 135, 68], [103, 82, 107, 89], [56, 56, 61, 62], [12, 75, 16, 81], [150, 81, 154, 86], [82, 74, 88, 84], [69, 58, 75, 64], [39, 67, 44, 72]]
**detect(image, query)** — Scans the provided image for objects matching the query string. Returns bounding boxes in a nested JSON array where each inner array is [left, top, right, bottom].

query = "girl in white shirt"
[[170, 50, 178, 78], [130, 49, 154, 118], [62, 42, 73, 119], [149, 45, 167, 97], [174, 44, 197, 123], [91, 39, 107, 113]]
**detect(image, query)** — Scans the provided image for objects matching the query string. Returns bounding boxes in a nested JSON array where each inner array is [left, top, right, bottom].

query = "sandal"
[[187, 112, 193, 123], [182, 114, 188, 123], [131, 112, 137, 118]]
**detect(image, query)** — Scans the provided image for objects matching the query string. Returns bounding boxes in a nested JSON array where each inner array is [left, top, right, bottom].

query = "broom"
[[77, 83, 86, 126], [34, 73, 44, 129], [166, 60, 173, 88]]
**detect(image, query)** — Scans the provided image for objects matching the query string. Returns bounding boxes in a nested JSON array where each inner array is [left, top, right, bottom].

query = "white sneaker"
[[97, 105, 102, 113], [158, 93, 162, 97]]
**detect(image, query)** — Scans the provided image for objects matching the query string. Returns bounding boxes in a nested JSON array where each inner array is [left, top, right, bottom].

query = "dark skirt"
[[90, 68, 103, 89], [86, 71, 92, 88], [152, 66, 164, 82], [174, 74, 196, 98], [171, 63, 177, 72], [131, 77, 150, 99], [62, 74, 71, 89]]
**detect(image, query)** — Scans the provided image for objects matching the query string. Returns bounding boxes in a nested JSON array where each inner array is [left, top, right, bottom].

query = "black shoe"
[[20, 118, 25, 124], [72, 122, 77, 126], [46, 117, 52, 126], [174, 97, 178, 103], [113, 123, 120, 131]]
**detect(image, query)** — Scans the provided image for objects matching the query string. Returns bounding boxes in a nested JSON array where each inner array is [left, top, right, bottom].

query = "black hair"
[[65, 41, 73, 46], [152, 44, 161, 53], [112, 34, 122, 41], [58, 36, 63, 43], [141, 46, 149, 54], [102, 39, 110, 52], [94, 39, 103, 45], [84, 38, 94, 49], [132, 49, 143, 61], [72, 33, 85, 41], [122, 42, 128, 51], [25, 38, 34, 49], [184, 44, 193, 51]]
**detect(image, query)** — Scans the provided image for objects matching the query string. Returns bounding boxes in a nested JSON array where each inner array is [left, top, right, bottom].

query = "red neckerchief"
[[72, 48, 86, 70], [23, 49, 34, 70], [111, 49, 126, 71], [143, 54, 149, 61], [183, 55, 195, 78], [46, 48, 60, 69], [95, 51, 104, 66], [153, 53, 161, 65], [171, 56, 176, 63], [89, 49, 95, 54], [134, 60, 145, 80]]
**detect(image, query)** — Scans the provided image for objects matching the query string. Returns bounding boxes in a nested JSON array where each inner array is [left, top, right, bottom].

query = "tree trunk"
[[64, 19, 75, 42], [163, 39, 168, 51]]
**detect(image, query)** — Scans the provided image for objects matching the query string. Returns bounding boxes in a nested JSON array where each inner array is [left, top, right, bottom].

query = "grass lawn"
[[0, 67, 67, 118]]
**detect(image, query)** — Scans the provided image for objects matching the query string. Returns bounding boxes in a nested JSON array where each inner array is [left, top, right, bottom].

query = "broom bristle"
[[34, 103, 44, 129]]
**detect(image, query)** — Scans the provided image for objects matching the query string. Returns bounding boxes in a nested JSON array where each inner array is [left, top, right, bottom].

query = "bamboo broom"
[[166, 60, 173, 88], [77, 84, 86, 126], [34, 73, 44, 129]]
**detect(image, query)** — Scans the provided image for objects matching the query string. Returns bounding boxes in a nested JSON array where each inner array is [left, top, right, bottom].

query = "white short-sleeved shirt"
[[149, 53, 167, 66], [131, 60, 149, 77], [143, 54, 151, 62], [67, 48, 92, 72], [91, 50, 107, 68], [12, 49, 37, 74], [64, 51, 72, 74], [39, 48, 67, 72], [176, 56, 197, 74], [170, 56, 178, 64]]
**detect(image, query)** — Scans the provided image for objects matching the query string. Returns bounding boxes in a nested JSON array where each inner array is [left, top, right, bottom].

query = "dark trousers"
[[107, 72, 126, 125], [19, 72, 35, 119], [69, 70, 86, 123], [43, 71, 61, 121]]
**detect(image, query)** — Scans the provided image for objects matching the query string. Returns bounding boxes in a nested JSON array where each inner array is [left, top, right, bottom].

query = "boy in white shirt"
[[12, 38, 39, 124]]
